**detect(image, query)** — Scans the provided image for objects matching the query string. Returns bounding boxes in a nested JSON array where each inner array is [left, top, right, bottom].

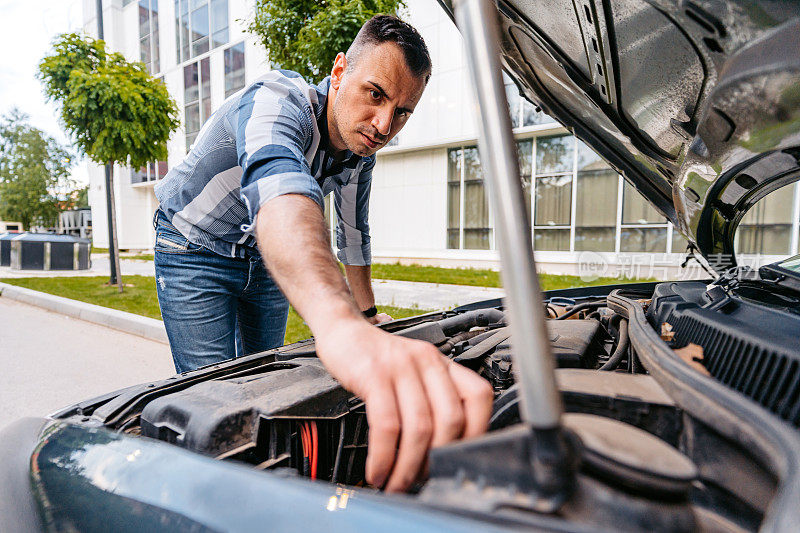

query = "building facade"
[[84, 0, 800, 277]]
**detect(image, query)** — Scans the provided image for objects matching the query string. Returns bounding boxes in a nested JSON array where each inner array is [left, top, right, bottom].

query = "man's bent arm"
[[255, 194, 494, 492], [344, 264, 375, 313]]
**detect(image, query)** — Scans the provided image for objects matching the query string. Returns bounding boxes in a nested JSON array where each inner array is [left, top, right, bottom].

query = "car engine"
[[49, 266, 799, 532]]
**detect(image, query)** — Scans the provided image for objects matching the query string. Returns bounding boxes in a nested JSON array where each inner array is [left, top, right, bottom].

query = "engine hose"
[[437, 308, 504, 335], [599, 318, 629, 371], [437, 328, 491, 354], [554, 301, 606, 320]]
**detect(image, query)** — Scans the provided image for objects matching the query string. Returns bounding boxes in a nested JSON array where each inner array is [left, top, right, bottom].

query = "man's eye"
[[396, 109, 408, 118], [369, 89, 381, 100]]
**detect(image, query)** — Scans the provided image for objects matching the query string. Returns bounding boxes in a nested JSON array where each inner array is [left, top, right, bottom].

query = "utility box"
[[0, 232, 19, 267], [7, 233, 91, 271]]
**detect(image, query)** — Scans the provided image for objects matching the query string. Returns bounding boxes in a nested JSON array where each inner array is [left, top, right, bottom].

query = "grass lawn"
[[1, 276, 428, 345], [371, 262, 654, 290]]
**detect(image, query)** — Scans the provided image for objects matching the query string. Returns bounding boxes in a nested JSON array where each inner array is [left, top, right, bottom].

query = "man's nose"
[[372, 105, 394, 137]]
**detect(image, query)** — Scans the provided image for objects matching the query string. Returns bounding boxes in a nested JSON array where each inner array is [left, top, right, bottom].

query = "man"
[[153, 15, 492, 493]]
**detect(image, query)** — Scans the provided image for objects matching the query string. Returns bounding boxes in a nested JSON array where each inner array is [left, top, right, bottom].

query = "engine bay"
[[47, 271, 800, 532]]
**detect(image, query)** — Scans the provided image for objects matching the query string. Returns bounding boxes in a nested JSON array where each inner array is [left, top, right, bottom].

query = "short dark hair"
[[347, 15, 432, 80]]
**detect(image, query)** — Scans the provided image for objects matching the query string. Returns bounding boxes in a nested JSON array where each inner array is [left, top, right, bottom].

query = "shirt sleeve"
[[234, 80, 323, 227], [333, 156, 374, 266]]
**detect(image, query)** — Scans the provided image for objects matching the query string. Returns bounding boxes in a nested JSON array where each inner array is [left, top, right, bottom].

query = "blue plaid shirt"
[[154, 70, 374, 265]]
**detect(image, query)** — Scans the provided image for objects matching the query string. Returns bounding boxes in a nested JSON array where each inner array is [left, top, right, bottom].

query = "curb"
[[0, 282, 168, 344]]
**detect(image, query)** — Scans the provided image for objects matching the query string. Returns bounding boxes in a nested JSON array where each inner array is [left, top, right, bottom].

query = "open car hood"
[[439, 0, 800, 270]]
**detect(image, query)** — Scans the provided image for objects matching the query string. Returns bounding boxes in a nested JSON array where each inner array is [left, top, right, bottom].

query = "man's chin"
[[348, 141, 378, 157]]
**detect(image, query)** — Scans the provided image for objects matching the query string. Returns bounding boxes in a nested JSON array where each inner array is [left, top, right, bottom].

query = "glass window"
[[446, 146, 492, 250], [185, 103, 200, 133], [210, 0, 229, 48], [130, 160, 168, 184], [463, 147, 491, 250], [517, 139, 533, 222], [621, 227, 668, 253], [534, 175, 572, 226], [201, 57, 211, 118], [176, 0, 228, 64], [735, 185, 795, 255], [671, 229, 689, 254], [184, 58, 212, 151], [574, 141, 616, 251], [622, 181, 665, 224], [534, 229, 570, 251], [447, 149, 461, 249], [138, 0, 160, 73], [536, 135, 574, 174], [131, 166, 147, 184], [184, 62, 198, 105], [224, 42, 246, 97], [575, 170, 617, 251]]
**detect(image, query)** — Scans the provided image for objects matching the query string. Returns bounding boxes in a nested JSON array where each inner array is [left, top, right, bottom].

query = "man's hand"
[[315, 318, 493, 492], [368, 312, 393, 325], [256, 194, 493, 492]]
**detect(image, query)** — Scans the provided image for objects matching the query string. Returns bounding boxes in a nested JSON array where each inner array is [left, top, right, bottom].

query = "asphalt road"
[[0, 297, 174, 433]]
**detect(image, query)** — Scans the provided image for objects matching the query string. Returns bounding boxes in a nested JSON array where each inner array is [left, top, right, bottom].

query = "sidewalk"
[[371, 278, 504, 309], [1, 255, 505, 309], [0, 297, 174, 433]]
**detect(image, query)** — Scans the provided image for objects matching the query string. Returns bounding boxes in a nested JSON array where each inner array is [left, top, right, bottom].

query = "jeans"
[[153, 209, 289, 373]]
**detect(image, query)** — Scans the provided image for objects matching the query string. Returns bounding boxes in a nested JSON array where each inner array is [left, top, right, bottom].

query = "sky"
[[0, 0, 89, 185]]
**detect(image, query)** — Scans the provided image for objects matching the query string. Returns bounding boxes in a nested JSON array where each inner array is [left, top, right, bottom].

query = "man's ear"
[[330, 52, 347, 90]]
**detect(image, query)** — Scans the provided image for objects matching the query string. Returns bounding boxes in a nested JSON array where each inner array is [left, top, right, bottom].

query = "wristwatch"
[[362, 305, 378, 318]]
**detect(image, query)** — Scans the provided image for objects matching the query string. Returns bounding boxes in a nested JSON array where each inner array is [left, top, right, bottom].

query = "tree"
[[249, 0, 406, 82], [38, 33, 180, 291], [0, 109, 74, 231]]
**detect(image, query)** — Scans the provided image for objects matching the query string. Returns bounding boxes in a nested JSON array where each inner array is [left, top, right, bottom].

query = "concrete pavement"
[[371, 278, 504, 309], [0, 297, 174, 433]]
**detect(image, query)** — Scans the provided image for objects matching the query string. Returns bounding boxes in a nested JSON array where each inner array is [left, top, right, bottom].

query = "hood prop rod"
[[452, 0, 576, 506]]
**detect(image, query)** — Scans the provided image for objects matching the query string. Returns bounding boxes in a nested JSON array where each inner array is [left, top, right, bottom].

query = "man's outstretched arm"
[[255, 194, 493, 492]]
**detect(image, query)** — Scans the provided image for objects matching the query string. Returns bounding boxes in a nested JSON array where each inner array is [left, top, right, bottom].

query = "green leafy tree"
[[37, 32, 180, 289], [72, 185, 89, 209], [249, 0, 406, 81], [37, 33, 179, 171], [0, 109, 74, 230]]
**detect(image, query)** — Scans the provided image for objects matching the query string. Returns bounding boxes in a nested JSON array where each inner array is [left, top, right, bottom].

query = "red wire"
[[300, 422, 308, 458], [310, 421, 318, 480]]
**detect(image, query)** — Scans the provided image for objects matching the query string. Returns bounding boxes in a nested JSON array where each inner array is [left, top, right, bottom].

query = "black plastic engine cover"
[[140, 360, 353, 456], [646, 281, 800, 426]]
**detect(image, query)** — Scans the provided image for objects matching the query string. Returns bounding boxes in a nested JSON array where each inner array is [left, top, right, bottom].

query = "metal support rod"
[[452, 0, 563, 428]]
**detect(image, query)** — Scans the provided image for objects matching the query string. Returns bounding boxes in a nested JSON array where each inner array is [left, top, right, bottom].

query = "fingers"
[[368, 313, 393, 325], [447, 360, 494, 438], [415, 352, 466, 448], [384, 366, 433, 492], [364, 380, 400, 489]]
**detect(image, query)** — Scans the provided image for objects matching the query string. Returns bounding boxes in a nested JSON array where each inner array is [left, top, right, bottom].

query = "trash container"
[[8, 233, 91, 270], [0, 232, 17, 267]]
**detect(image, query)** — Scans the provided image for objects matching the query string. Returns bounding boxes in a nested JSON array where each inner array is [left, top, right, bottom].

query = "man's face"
[[328, 43, 427, 157]]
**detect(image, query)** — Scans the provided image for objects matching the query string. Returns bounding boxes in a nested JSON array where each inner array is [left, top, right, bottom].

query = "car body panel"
[[439, 0, 800, 269], [0, 420, 515, 533]]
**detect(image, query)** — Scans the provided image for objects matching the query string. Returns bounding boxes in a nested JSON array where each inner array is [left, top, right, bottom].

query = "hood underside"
[[439, 0, 800, 269]]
